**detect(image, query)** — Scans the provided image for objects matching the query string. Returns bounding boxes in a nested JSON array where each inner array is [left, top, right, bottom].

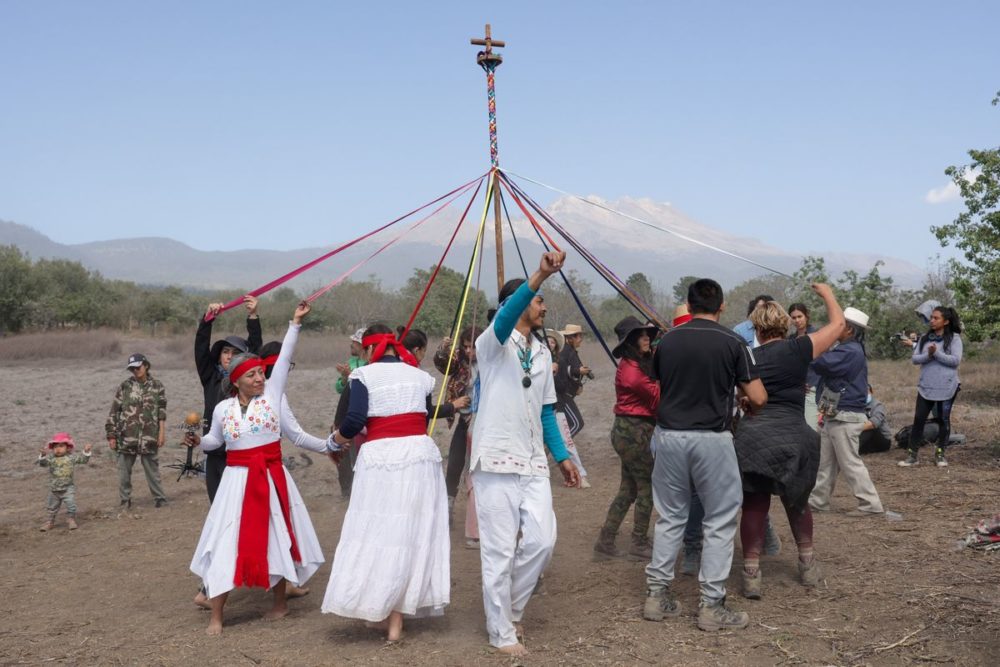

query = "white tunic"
[[190, 322, 325, 597], [472, 325, 557, 476], [321, 359, 450, 621]]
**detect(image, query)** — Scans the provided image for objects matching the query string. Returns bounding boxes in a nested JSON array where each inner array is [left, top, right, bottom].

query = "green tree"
[[932, 91, 1000, 341], [671, 275, 700, 306], [625, 272, 654, 304], [0, 245, 37, 332], [399, 266, 489, 336]]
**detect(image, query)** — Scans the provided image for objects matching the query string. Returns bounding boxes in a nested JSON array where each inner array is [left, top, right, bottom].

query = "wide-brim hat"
[[672, 304, 692, 328], [48, 432, 75, 449], [559, 324, 584, 337], [544, 328, 565, 352], [350, 328, 366, 344], [612, 316, 659, 358], [210, 335, 250, 362], [844, 307, 870, 329]]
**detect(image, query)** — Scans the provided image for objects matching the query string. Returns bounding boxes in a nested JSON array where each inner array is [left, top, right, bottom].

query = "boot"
[[741, 568, 762, 599], [592, 528, 624, 561], [627, 534, 653, 561], [798, 558, 822, 587], [697, 597, 749, 631], [642, 587, 682, 621], [67, 516, 78, 530], [680, 545, 701, 576], [40, 519, 54, 532]]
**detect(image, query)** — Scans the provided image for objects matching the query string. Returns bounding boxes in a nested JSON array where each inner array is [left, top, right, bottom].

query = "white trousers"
[[474, 471, 556, 648]]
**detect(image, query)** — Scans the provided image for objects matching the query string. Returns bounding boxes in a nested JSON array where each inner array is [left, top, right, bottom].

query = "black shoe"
[[154, 498, 168, 508]]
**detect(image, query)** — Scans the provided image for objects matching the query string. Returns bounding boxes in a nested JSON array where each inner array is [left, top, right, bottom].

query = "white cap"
[[844, 307, 869, 329]]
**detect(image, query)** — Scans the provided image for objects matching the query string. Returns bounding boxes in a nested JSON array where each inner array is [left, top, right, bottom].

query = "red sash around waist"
[[366, 413, 427, 440], [226, 442, 300, 589]]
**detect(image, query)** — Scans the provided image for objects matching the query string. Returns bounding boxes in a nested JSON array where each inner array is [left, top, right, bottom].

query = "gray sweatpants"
[[46, 486, 77, 518], [117, 452, 167, 504], [645, 428, 742, 604]]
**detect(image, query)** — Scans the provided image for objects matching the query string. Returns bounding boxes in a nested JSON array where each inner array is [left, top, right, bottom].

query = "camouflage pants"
[[46, 486, 77, 519], [117, 452, 167, 504], [602, 416, 655, 539]]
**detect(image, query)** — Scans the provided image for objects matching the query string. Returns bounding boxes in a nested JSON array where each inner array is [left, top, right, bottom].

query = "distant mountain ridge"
[[0, 197, 926, 294]]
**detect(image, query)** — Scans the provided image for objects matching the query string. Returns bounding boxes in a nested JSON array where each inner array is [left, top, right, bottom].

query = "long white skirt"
[[321, 435, 450, 622], [190, 464, 325, 598]]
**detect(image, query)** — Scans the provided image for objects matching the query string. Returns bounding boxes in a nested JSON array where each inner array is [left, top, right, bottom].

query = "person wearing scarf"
[[186, 302, 333, 636], [321, 324, 450, 642]]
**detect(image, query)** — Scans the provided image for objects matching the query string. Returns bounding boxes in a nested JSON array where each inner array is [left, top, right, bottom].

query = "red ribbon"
[[362, 334, 418, 367], [260, 355, 279, 369], [672, 313, 692, 327], [229, 357, 264, 384], [366, 413, 427, 440], [227, 442, 301, 589]]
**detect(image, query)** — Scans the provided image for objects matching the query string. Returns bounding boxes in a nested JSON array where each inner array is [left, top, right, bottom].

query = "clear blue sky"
[[2, 1, 997, 268]]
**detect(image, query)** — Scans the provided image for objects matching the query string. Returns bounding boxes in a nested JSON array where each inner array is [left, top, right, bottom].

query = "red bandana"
[[230, 357, 265, 383], [362, 334, 418, 367]]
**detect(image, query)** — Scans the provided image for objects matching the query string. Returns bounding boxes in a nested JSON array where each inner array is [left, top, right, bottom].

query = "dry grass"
[[0, 329, 122, 361]]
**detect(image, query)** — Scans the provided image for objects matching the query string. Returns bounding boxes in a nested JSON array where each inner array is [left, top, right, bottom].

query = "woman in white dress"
[[322, 323, 450, 641], [186, 302, 334, 635]]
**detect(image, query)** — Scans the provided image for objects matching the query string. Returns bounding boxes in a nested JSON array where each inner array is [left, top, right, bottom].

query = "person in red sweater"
[[593, 316, 660, 561]]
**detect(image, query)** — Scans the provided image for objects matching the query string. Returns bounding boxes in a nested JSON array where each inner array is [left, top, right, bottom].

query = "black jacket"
[[194, 316, 262, 441]]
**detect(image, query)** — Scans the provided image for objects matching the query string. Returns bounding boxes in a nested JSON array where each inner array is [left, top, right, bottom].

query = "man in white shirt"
[[472, 250, 580, 657]]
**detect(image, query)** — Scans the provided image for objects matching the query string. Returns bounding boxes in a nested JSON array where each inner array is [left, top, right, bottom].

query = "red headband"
[[362, 334, 418, 367], [261, 355, 279, 369], [672, 313, 692, 327], [230, 357, 265, 383]]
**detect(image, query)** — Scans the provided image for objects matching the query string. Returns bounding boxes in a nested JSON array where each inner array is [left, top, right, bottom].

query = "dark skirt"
[[734, 405, 820, 509]]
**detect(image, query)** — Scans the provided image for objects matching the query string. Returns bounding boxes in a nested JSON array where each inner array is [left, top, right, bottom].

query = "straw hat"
[[559, 324, 584, 337], [544, 328, 565, 352], [671, 304, 692, 327]]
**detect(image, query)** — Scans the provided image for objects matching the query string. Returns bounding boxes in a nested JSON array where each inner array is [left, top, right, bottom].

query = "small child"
[[38, 432, 92, 531]]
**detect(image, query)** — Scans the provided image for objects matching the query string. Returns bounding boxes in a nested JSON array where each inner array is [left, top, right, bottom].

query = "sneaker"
[[741, 569, 762, 600], [764, 525, 782, 556], [154, 498, 168, 508], [845, 509, 883, 518], [898, 451, 919, 467], [798, 558, 821, 587], [680, 545, 701, 576], [579, 477, 592, 489], [67, 517, 78, 530], [697, 598, 749, 631], [465, 538, 480, 550], [40, 520, 54, 532], [935, 449, 948, 467], [642, 588, 682, 621]]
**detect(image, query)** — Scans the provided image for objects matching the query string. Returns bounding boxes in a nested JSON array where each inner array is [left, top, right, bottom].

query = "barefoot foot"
[[365, 619, 390, 632], [206, 620, 223, 636], [286, 584, 309, 599], [263, 605, 289, 621], [194, 591, 211, 610], [387, 611, 404, 642], [497, 642, 528, 657]]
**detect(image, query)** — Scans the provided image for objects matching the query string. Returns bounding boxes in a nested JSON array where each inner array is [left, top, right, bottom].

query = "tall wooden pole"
[[471, 24, 506, 294]]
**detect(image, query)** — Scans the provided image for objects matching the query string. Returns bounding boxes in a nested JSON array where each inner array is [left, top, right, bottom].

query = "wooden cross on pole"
[[471, 24, 507, 292], [470, 23, 505, 66]]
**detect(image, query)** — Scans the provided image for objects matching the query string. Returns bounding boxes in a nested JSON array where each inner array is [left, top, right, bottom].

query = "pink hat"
[[47, 432, 75, 449]]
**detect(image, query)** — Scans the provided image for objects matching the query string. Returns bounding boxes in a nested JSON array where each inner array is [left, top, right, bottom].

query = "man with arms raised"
[[643, 278, 766, 630], [472, 250, 580, 656]]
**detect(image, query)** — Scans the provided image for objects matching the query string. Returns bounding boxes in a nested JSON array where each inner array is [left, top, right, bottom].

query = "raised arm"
[[244, 296, 262, 354], [492, 251, 566, 345], [806, 284, 846, 359], [267, 302, 310, 402], [194, 305, 220, 385]]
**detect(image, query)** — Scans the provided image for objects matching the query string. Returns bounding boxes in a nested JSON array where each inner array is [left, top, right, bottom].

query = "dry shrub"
[[0, 330, 122, 361], [293, 332, 347, 367]]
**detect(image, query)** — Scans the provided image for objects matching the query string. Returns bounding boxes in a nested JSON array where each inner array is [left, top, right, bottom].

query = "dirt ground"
[[1, 334, 998, 666]]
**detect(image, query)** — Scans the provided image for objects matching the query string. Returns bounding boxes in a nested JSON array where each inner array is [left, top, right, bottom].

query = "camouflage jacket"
[[105, 376, 167, 454], [38, 452, 91, 491]]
